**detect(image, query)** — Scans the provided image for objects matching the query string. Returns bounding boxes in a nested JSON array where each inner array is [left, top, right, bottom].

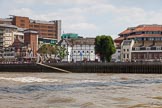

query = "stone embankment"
[[0, 62, 162, 73]]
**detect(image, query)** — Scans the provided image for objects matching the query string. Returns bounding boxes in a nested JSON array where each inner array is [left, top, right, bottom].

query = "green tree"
[[57, 46, 68, 61], [95, 35, 116, 62], [37, 44, 58, 62], [37, 44, 48, 55]]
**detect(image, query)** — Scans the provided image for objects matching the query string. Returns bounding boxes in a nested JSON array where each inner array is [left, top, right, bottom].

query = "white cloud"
[[9, 8, 33, 16], [8, 7, 97, 36], [68, 23, 97, 31], [8, 0, 162, 38], [111, 7, 162, 26], [15, 0, 106, 5]]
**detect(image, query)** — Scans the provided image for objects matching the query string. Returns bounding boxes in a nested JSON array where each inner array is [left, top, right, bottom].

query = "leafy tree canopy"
[[95, 35, 116, 62], [37, 44, 68, 62], [57, 46, 68, 61]]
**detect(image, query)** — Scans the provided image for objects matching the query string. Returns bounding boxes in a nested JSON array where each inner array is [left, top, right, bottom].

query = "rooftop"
[[30, 19, 59, 25], [0, 24, 18, 29], [59, 38, 95, 46], [24, 30, 38, 34], [119, 24, 162, 35]]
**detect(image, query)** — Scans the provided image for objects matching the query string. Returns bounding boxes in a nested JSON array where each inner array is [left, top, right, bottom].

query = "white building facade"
[[121, 40, 134, 62], [59, 38, 100, 62]]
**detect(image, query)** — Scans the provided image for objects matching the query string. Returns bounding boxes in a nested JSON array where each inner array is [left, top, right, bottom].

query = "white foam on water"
[[75, 80, 106, 83], [0, 77, 61, 83]]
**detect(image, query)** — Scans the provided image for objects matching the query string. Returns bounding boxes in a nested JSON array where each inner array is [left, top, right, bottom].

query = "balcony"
[[132, 46, 162, 52]]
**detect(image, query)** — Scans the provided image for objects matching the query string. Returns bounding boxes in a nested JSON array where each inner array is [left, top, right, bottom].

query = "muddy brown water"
[[0, 72, 162, 108]]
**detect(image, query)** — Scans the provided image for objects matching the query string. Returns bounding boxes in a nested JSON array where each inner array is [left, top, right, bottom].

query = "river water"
[[0, 73, 162, 108]]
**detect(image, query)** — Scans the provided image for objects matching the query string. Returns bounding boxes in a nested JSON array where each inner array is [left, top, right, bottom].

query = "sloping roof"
[[114, 37, 125, 41], [24, 30, 38, 34], [0, 18, 12, 22], [0, 24, 18, 29], [59, 38, 95, 46], [119, 24, 162, 35], [119, 27, 136, 35]]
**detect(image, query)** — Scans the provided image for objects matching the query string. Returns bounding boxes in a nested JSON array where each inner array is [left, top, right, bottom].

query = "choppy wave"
[[0, 77, 61, 83]]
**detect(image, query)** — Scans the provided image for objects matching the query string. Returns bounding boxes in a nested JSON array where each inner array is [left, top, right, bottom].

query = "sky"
[[1, 0, 162, 39]]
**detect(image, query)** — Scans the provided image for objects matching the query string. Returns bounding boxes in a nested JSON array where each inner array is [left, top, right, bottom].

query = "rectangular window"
[[20, 24, 25, 27], [135, 47, 140, 51], [146, 47, 151, 50], [155, 37, 161, 41], [150, 38, 154, 41], [156, 47, 161, 50], [20, 20, 25, 23]]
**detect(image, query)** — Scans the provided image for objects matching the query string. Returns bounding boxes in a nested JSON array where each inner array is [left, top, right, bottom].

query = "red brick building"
[[24, 30, 38, 57], [0, 15, 61, 42]]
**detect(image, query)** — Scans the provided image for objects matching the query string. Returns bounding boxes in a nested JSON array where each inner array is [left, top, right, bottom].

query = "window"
[[146, 47, 150, 50], [20, 24, 25, 27], [155, 37, 161, 41], [148, 37, 154, 41], [48, 26, 54, 29], [127, 49, 129, 52], [135, 47, 140, 50], [48, 30, 54, 32], [34, 25, 39, 28], [136, 32, 142, 35], [156, 47, 161, 50], [20, 20, 25, 23], [137, 38, 142, 41], [91, 51, 93, 53], [127, 54, 129, 58]]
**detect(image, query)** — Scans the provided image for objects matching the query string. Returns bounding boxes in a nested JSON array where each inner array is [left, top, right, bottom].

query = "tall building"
[[0, 24, 24, 59], [24, 30, 38, 57], [0, 15, 61, 42], [118, 24, 162, 62]]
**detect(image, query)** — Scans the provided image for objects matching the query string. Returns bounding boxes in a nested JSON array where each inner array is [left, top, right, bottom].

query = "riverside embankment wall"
[[47, 62, 162, 73], [0, 63, 162, 73], [0, 63, 55, 72]]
